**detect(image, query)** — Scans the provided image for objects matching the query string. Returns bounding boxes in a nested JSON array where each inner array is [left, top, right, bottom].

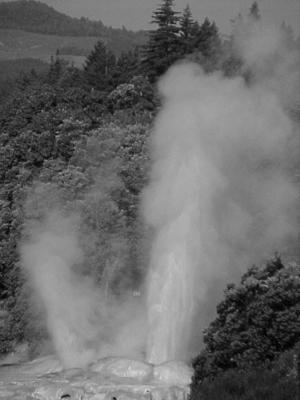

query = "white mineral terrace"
[[0, 355, 192, 400]]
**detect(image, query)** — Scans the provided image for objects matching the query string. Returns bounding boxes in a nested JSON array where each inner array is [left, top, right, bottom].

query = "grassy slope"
[[0, 0, 147, 61], [0, 29, 101, 66]]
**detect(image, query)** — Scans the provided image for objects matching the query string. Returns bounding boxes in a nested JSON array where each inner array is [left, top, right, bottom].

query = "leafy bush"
[[191, 366, 298, 400], [192, 257, 300, 381]]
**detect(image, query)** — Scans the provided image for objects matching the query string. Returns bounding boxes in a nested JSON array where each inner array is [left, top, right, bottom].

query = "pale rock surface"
[[90, 357, 153, 382], [153, 361, 193, 386], [0, 356, 191, 400]]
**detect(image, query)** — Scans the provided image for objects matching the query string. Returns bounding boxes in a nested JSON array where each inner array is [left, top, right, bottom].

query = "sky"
[[43, 0, 299, 36]]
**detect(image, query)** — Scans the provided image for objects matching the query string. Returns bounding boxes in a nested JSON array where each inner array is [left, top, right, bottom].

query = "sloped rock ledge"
[[0, 357, 192, 400]]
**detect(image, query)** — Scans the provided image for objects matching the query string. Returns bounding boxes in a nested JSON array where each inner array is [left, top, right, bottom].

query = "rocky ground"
[[0, 356, 192, 400]]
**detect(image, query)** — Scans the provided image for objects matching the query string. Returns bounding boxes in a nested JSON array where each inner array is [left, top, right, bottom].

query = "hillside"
[[0, 0, 147, 54], [0, 28, 100, 67], [0, 57, 48, 78]]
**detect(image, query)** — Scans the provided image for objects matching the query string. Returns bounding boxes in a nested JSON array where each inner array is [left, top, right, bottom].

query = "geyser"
[[19, 24, 299, 385], [143, 62, 298, 364]]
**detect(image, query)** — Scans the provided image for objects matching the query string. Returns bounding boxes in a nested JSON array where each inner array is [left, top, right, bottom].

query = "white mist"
[[143, 61, 298, 364]]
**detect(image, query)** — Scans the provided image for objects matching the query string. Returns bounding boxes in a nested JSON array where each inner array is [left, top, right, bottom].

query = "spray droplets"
[[144, 53, 298, 362]]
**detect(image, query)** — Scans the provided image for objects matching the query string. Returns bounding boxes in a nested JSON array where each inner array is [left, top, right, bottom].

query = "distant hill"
[[0, 0, 147, 55]]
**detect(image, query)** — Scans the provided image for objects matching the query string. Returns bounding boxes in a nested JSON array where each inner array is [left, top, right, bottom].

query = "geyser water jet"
[[21, 210, 147, 368], [143, 61, 298, 364]]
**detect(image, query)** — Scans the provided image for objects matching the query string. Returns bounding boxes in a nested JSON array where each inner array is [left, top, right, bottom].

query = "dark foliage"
[[191, 364, 298, 400], [142, 0, 224, 80], [192, 257, 300, 384], [191, 18, 222, 72], [142, 0, 181, 80], [0, 55, 155, 354], [0, 58, 49, 103], [83, 41, 117, 92]]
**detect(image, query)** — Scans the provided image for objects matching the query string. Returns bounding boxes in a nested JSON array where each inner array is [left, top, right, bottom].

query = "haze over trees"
[[0, 0, 146, 43], [0, 1, 299, 398]]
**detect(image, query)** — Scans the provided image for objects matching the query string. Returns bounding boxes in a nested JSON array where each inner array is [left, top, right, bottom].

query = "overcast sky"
[[40, 0, 300, 35]]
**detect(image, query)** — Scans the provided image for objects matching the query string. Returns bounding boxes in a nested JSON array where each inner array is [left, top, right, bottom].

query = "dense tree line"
[[0, 5, 299, 398], [0, 61, 155, 354], [0, 58, 49, 103], [141, 0, 223, 79]]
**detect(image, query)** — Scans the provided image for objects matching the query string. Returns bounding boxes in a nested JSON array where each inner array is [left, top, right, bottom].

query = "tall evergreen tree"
[[84, 41, 116, 92], [179, 4, 193, 40], [192, 18, 222, 71], [195, 18, 221, 57], [178, 4, 199, 54], [142, 0, 180, 80]]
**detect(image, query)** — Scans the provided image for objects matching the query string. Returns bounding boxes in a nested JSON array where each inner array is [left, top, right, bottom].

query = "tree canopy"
[[192, 256, 300, 382]]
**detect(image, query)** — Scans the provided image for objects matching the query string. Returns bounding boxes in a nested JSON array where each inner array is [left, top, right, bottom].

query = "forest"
[[0, 0, 146, 40], [0, 1, 299, 399]]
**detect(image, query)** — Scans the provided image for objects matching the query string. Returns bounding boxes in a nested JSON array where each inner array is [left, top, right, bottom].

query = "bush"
[[190, 367, 298, 400], [192, 258, 300, 381]]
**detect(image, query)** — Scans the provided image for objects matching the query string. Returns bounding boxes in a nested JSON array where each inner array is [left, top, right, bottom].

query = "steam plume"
[[20, 22, 299, 368], [21, 205, 146, 368], [143, 27, 299, 363]]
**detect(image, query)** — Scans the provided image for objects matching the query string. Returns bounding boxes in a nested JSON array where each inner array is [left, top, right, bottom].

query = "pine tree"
[[179, 5, 193, 40], [84, 41, 116, 91], [142, 0, 180, 80], [178, 4, 199, 54], [192, 18, 222, 71]]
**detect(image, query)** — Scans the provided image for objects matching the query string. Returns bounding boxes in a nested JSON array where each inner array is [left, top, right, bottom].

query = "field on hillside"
[[0, 29, 100, 66]]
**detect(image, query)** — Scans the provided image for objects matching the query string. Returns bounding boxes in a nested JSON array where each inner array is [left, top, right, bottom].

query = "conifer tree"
[[195, 18, 221, 57], [179, 5, 193, 40], [84, 40, 116, 91], [192, 18, 222, 71], [179, 4, 199, 54], [142, 0, 180, 80]]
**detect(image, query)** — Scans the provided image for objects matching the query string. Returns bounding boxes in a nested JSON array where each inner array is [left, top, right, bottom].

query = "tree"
[[192, 256, 300, 381], [84, 40, 117, 91], [195, 18, 221, 57], [191, 18, 222, 72], [107, 75, 155, 112], [0, 40, 155, 356], [178, 4, 199, 55], [114, 47, 141, 85], [0, 76, 104, 354], [142, 0, 180, 80], [248, 1, 260, 21], [191, 365, 298, 400]]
